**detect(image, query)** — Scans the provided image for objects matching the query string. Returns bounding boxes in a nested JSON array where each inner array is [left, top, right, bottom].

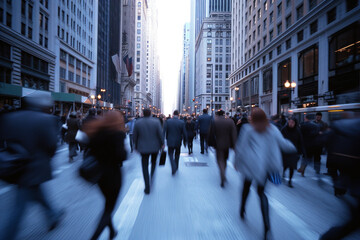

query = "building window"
[[277, 3, 282, 17], [6, 12, 11, 27], [39, 34, 43, 45], [270, 11, 273, 23], [286, 15, 292, 29], [297, 30, 304, 42], [263, 36, 267, 47], [309, 0, 317, 11], [21, 0, 26, 16], [310, 20, 318, 35], [296, 4, 304, 20], [277, 45, 282, 55], [21, 23, 26, 35], [60, 50, 67, 61], [44, 37, 48, 48], [270, 30, 273, 41], [263, 67, 273, 93], [298, 45, 318, 80], [278, 58, 291, 89], [68, 71, 74, 81], [263, 18, 267, 30], [277, 23, 282, 35], [269, 51, 273, 60], [346, 0, 358, 11], [327, 7, 336, 24], [60, 67, 66, 79], [251, 76, 259, 96], [28, 27, 32, 39], [286, 38, 291, 50], [28, 5, 33, 21]]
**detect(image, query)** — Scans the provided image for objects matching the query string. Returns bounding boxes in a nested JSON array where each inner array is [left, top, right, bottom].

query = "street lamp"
[[284, 80, 296, 93], [97, 94, 101, 100]]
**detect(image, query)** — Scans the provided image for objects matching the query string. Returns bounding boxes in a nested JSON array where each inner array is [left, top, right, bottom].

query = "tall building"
[[121, 0, 136, 115], [230, 0, 360, 116], [179, 23, 190, 114], [0, 0, 56, 107], [96, 0, 122, 107], [55, 0, 98, 103], [194, 0, 232, 113], [146, 0, 161, 114], [133, 0, 149, 115]]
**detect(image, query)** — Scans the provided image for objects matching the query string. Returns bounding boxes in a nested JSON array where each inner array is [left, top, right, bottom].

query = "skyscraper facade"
[[180, 23, 190, 114], [230, 0, 360, 116]]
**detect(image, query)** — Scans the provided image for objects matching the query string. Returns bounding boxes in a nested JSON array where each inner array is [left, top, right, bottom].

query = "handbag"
[[75, 130, 89, 144], [268, 172, 282, 185], [0, 142, 30, 184], [159, 150, 166, 166], [79, 153, 104, 184]]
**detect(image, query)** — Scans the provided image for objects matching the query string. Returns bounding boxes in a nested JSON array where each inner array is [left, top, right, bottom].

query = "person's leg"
[[313, 147, 322, 174], [204, 133, 208, 153], [168, 147, 176, 174], [189, 138, 193, 153], [288, 168, 294, 187], [129, 134, 133, 152], [150, 152, 158, 178], [257, 184, 270, 235], [1, 186, 30, 240], [216, 150, 226, 187], [175, 147, 181, 170], [200, 134, 205, 153], [240, 179, 252, 218], [141, 154, 150, 193]]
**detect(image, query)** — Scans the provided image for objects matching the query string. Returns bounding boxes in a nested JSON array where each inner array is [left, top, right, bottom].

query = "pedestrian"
[[209, 110, 237, 187], [298, 114, 321, 176], [313, 112, 328, 174], [198, 108, 212, 154], [0, 93, 65, 240], [66, 111, 80, 163], [281, 116, 305, 188], [163, 110, 187, 175], [235, 108, 296, 240], [270, 114, 282, 130], [83, 111, 127, 240], [126, 117, 136, 153], [185, 117, 196, 154], [133, 108, 164, 194], [320, 117, 360, 240], [236, 113, 249, 135]]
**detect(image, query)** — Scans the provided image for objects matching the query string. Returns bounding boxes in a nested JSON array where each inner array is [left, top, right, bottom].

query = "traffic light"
[[192, 98, 195, 102]]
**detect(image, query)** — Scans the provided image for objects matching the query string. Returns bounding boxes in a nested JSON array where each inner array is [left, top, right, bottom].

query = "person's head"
[[250, 108, 269, 133], [270, 114, 280, 122], [316, 112, 322, 121], [217, 110, 225, 116], [173, 110, 179, 116], [287, 116, 297, 129], [88, 108, 96, 116], [203, 109, 208, 114], [187, 117, 192, 123], [304, 114, 315, 122], [143, 108, 151, 117], [84, 110, 125, 137]]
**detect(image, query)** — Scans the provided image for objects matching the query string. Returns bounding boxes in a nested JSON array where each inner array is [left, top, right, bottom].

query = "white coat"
[[235, 124, 296, 185]]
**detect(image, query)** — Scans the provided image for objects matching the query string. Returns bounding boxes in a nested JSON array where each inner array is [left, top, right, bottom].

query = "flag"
[[122, 55, 133, 77]]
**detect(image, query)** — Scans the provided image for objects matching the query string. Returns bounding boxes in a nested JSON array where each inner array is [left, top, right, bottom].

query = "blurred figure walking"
[[185, 117, 196, 154], [83, 111, 127, 240], [281, 116, 305, 187], [299, 114, 321, 176], [313, 112, 328, 173], [126, 117, 137, 153], [163, 110, 187, 175], [66, 111, 80, 163], [209, 110, 237, 187], [0, 93, 64, 240], [133, 109, 164, 194], [235, 108, 296, 239], [198, 109, 212, 154]]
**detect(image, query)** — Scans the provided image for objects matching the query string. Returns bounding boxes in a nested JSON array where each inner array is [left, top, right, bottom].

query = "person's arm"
[[182, 122, 187, 147], [156, 121, 164, 148], [230, 121, 237, 149], [133, 122, 138, 151]]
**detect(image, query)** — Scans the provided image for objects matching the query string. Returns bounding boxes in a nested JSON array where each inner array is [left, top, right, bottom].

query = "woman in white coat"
[[235, 108, 296, 239]]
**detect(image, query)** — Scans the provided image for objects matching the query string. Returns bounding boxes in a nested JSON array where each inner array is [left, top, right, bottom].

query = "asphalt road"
[[0, 136, 359, 240]]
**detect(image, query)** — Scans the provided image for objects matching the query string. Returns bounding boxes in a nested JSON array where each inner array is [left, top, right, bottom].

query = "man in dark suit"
[[198, 108, 212, 154], [209, 110, 237, 187], [1, 93, 64, 240], [133, 108, 164, 194], [163, 110, 187, 175]]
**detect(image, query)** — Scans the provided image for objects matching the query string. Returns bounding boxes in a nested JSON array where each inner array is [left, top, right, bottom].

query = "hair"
[[250, 108, 269, 124], [316, 112, 322, 116], [287, 116, 298, 127], [217, 110, 225, 116], [83, 111, 125, 138], [143, 108, 151, 117], [173, 110, 179, 116], [203, 109, 208, 114]]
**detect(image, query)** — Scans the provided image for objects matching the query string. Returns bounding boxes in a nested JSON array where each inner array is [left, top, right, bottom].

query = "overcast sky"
[[157, 0, 191, 115]]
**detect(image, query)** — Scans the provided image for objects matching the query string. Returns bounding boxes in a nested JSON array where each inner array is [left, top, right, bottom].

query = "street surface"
[[0, 136, 359, 240]]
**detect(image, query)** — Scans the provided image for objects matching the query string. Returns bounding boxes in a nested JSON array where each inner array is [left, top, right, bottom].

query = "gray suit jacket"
[[133, 117, 164, 154], [1, 110, 58, 186], [164, 117, 187, 148]]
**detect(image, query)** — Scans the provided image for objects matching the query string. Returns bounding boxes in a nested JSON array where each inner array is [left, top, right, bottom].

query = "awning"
[[0, 82, 22, 97], [51, 92, 82, 103]]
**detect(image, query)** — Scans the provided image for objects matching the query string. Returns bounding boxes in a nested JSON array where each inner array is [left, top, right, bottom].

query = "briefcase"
[[159, 150, 166, 166]]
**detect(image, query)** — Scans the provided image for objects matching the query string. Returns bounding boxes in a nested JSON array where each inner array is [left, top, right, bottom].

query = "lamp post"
[[284, 80, 296, 108]]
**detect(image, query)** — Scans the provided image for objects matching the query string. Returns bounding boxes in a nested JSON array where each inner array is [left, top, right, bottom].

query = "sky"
[[157, 0, 191, 115]]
